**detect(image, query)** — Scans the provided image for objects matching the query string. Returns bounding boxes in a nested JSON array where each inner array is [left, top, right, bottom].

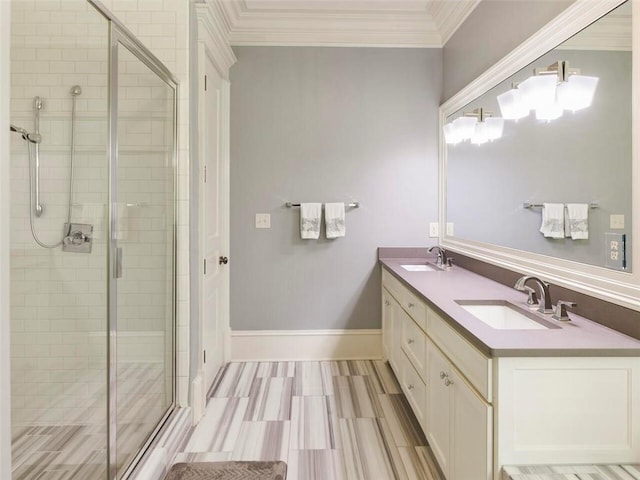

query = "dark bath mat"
[[165, 461, 287, 480]]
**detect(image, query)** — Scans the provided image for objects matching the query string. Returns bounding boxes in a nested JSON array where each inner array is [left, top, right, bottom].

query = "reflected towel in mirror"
[[540, 203, 565, 238], [565, 203, 589, 240]]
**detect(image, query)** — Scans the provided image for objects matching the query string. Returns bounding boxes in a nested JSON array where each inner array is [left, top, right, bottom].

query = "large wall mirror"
[[440, 0, 640, 311]]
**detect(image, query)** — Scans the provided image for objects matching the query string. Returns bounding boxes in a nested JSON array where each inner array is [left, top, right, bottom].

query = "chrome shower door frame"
[[93, 1, 179, 478]]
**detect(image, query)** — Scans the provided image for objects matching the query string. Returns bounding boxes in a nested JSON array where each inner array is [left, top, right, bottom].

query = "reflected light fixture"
[[444, 108, 504, 145], [496, 60, 599, 122], [496, 87, 529, 120]]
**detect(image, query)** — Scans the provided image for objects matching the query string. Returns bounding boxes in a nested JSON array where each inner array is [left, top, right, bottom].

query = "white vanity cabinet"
[[381, 265, 640, 480], [427, 343, 492, 480]]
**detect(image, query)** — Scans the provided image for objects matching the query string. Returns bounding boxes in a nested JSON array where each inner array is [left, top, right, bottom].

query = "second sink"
[[456, 300, 559, 330]]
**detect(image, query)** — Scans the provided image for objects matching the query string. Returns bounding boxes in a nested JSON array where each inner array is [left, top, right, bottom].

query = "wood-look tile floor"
[[177, 360, 445, 480]]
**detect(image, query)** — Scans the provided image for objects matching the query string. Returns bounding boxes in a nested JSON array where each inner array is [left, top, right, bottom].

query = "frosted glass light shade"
[[444, 122, 462, 145], [496, 89, 529, 120], [452, 116, 477, 140], [471, 122, 488, 145], [518, 75, 558, 110], [535, 102, 563, 121], [557, 75, 599, 112], [485, 117, 504, 141]]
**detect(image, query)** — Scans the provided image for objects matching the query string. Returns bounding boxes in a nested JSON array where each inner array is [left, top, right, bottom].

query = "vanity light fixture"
[[496, 61, 599, 122], [445, 108, 504, 145]]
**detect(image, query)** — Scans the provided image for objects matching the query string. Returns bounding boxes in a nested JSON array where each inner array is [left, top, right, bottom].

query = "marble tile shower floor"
[[177, 360, 445, 480], [11, 362, 165, 480]]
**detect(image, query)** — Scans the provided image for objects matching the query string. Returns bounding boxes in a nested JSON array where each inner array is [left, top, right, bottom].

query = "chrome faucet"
[[514, 275, 553, 314], [428, 246, 448, 267]]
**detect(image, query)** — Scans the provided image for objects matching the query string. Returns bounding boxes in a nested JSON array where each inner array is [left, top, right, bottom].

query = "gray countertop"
[[379, 253, 640, 357]]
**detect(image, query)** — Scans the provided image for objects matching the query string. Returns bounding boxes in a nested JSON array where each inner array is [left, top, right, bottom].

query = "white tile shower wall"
[[10, 0, 110, 428], [10, 0, 191, 429]]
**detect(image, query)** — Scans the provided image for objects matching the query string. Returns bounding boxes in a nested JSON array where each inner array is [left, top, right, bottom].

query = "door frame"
[[191, 3, 236, 422]]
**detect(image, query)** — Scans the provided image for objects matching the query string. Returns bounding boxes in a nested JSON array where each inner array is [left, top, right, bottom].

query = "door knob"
[[219, 256, 228, 265]]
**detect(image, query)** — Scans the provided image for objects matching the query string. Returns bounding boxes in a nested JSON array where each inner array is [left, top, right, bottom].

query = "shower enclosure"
[[9, 1, 177, 479]]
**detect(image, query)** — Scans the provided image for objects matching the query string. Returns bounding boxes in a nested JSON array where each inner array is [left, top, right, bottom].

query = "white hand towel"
[[565, 203, 589, 240], [539, 203, 565, 238], [325, 202, 346, 239], [300, 203, 321, 239]]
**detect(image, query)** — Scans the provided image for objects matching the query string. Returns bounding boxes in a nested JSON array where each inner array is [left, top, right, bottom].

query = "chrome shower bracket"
[[62, 223, 93, 254]]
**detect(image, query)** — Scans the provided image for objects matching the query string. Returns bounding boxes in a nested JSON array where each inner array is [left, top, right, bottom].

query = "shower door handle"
[[115, 247, 123, 279]]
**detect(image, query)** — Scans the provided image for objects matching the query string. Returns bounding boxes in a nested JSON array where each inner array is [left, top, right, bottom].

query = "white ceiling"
[[214, 0, 481, 47]]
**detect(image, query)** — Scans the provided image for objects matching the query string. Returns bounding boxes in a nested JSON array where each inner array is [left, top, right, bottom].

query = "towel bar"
[[523, 202, 598, 209], [285, 202, 360, 209]]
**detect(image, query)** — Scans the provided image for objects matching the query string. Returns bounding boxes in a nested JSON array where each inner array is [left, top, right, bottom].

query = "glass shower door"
[[110, 31, 176, 479]]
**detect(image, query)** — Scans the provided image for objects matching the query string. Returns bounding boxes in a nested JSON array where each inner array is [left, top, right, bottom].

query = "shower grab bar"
[[285, 202, 360, 208]]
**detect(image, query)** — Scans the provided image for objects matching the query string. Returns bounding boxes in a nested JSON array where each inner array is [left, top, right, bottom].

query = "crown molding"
[[196, 1, 237, 78], [427, 0, 480, 45], [213, 0, 479, 48]]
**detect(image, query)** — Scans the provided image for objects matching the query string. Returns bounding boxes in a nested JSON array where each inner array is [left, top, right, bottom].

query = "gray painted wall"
[[230, 47, 442, 330], [446, 49, 632, 269], [443, 0, 574, 101]]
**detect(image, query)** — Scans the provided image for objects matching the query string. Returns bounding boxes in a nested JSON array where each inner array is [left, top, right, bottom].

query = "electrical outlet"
[[610, 214, 625, 229], [605, 232, 626, 270], [429, 222, 439, 238], [446, 222, 454, 236], [255, 213, 271, 229]]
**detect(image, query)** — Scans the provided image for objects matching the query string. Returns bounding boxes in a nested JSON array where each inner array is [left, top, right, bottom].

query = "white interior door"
[[200, 50, 229, 392]]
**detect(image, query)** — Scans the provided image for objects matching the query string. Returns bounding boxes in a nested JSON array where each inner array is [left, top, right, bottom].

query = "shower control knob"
[[219, 256, 229, 265]]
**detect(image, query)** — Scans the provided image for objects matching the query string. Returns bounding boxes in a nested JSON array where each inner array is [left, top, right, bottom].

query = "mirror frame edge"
[[438, 0, 640, 312]]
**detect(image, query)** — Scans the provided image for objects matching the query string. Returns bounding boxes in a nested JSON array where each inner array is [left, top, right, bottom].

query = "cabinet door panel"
[[450, 369, 492, 480], [427, 343, 451, 477]]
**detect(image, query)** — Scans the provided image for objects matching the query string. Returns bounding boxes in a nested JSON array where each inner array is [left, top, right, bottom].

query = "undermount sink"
[[455, 300, 559, 330], [400, 263, 440, 272]]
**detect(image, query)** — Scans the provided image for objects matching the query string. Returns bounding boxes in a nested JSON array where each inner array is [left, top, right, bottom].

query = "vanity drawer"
[[400, 350, 427, 429], [401, 310, 427, 382], [403, 289, 427, 331], [382, 268, 404, 303], [428, 310, 492, 402]]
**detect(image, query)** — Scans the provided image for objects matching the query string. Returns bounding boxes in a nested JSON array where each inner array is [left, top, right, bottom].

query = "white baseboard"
[[230, 329, 382, 361]]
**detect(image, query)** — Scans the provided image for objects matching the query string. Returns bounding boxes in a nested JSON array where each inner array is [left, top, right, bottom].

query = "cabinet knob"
[[439, 371, 448, 379], [407, 338, 414, 345], [219, 256, 229, 265], [384, 300, 390, 306], [444, 378, 454, 387], [407, 384, 414, 390], [408, 302, 415, 308]]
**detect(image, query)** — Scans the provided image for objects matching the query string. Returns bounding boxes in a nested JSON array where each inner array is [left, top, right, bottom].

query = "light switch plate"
[[255, 213, 270, 229], [429, 222, 439, 238], [610, 214, 625, 229], [446, 222, 454, 236]]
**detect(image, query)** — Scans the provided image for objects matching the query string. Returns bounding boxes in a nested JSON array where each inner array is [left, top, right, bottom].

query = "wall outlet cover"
[[429, 222, 439, 238], [255, 213, 271, 229], [605, 232, 626, 270]]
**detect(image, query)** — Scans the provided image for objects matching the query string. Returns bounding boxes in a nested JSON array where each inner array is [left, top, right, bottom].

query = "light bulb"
[[535, 102, 563, 121], [444, 122, 462, 145]]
